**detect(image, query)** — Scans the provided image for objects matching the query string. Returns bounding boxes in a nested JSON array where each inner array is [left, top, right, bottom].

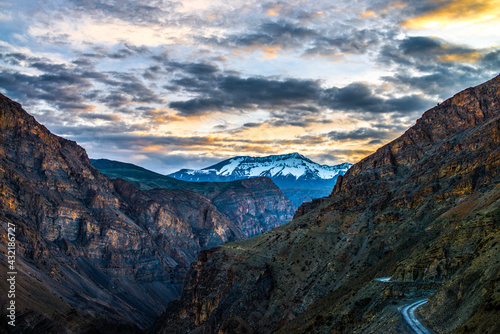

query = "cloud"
[[378, 36, 486, 67], [304, 28, 381, 56], [67, 0, 180, 26], [328, 127, 394, 141], [383, 66, 490, 100], [376, 36, 500, 99], [169, 75, 322, 115], [203, 19, 383, 58], [202, 20, 318, 55], [402, 0, 500, 29], [0, 69, 94, 111], [321, 82, 433, 114]]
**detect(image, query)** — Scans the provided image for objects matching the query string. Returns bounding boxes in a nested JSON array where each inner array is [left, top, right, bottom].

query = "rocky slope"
[[155, 74, 500, 334], [0, 93, 246, 332], [92, 159, 295, 238]]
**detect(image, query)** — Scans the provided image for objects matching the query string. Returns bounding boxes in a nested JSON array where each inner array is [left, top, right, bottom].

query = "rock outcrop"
[[92, 159, 295, 238], [155, 74, 500, 334]]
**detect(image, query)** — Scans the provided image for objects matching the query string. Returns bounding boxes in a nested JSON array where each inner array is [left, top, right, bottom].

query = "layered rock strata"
[[0, 94, 246, 331]]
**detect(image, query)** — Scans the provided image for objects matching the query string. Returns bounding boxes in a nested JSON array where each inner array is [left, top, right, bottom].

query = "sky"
[[1, 0, 499, 174]]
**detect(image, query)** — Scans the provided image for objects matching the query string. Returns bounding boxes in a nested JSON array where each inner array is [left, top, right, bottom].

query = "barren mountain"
[[155, 75, 500, 334], [92, 159, 295, 238], [0, 93, 289, 332]]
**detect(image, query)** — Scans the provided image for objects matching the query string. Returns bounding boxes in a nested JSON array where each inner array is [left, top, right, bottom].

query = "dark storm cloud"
[[169, 98, 225, 114], [379, 36, 482, 67], [399, 36, 442, 55], [0, 69, 93, 110], [321, 82, 432, 114], [166, 61, 219, 77], [0, 49, 164, 115], [169, 75, 321, 115], [243, 122, 261, 128]]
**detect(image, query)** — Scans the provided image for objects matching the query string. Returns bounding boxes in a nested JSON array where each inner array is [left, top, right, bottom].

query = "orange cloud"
[[267, 8, 280, 16], [261, 45, 281, 58], [402, 0, 500, 29], [360, 10, 376, 18], [266, 4, 283, 16], [142, 145, 165, 152], [437, 51, 483, 63]]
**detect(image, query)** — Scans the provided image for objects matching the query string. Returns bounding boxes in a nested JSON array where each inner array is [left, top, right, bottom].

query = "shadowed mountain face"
[[154, 75, 500, 334], [0, 94, 291, 332]]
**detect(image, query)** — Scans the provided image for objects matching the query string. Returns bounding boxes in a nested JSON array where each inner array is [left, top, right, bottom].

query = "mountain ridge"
[[168, 153, 352, 208], [91, 158, 295, 238], [155, 74, 500, 334], [169, 152, 351, 185]]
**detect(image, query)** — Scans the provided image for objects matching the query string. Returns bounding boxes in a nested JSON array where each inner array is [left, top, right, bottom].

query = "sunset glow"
[[1, 0, 499, 173]]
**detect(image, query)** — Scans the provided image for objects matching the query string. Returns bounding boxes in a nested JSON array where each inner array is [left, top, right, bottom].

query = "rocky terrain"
[[154, 75, 500, 334], [168, 153, 352, 208], [92, 159, 295, 238], [0, 93, 290, 332]]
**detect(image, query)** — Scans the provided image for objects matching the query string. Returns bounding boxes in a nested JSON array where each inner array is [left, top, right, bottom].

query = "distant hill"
[[91, 158, 295, 237]]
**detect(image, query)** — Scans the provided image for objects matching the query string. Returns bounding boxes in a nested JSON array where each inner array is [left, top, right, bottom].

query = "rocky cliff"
[[0, 94, 245, 332], [155, 74, 500, 334], [92, 159, 295, 238]]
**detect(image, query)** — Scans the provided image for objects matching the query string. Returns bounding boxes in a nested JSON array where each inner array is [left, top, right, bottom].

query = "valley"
[[1, 74, 499, 333]]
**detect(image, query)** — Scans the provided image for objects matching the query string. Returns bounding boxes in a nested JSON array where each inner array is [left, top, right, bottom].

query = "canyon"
[[0, 93, 292, 332], [1, 74, 499, 333], [154, 74, 500, 333]]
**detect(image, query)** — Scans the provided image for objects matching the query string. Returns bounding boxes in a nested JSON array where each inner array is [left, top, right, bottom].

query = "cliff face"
[[156, 75, 500, 334], [207, 177, 295, 238], [0, 94, 244, 331], [92, 159, 295, 238]]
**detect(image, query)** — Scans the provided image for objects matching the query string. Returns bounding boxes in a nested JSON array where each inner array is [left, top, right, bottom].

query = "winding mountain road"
[[402, 299, 432, 334]]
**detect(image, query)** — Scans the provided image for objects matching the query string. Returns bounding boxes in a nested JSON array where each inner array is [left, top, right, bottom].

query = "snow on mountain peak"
[[194, 153, 351, 180]]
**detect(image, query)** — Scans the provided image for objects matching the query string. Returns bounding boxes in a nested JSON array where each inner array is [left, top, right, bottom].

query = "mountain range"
[[90, 158, 295, 238], [154, 75, 500, 333], [0, 93, 293, 332], [0, 73, 499, 334], [169, 153, 352, 208]]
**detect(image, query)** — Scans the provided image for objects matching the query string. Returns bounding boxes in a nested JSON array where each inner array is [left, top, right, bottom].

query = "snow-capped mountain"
[[169, 153, 352, 207]]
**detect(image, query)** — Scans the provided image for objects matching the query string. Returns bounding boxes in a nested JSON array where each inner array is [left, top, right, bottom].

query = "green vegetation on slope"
[[90, 159, 248, 197]]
